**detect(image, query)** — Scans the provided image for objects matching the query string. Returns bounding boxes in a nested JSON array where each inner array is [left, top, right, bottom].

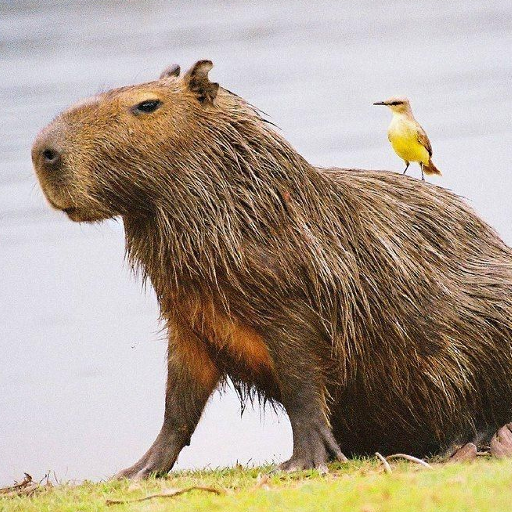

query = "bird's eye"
[[132, 99, 162, 115]]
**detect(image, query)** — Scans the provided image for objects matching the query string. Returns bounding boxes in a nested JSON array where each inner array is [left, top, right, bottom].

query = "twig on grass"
[[0, 473, 33, 495], [375, 452, 392, 474], [105, 485, 224, 505], [386, 454, 433, 469], [0, 474, 43, 498]]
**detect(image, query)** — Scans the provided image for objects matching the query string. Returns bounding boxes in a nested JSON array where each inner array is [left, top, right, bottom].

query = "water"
[[1, 0, 511, 485]]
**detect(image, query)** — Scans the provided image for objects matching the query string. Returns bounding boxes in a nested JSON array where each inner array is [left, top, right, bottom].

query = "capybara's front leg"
[[115, 325, 220, 479]]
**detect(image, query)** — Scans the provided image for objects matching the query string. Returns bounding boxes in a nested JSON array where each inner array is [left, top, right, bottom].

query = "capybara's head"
[[32, 60, 227, 222]]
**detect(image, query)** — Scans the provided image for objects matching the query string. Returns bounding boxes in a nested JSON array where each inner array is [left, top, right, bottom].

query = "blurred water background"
[[1, 0, 511, 485]]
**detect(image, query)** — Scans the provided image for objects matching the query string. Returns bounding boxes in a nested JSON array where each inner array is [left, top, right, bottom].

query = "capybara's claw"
[[279, 458, 329, 474], [114, 442, 179, 480], [113, 467, 141, 480], [278, 424, 347, 473], [448, 442, 477, 462], [115, 467, 166, 480], [490, 423, 512, 459], [114, 462, 171, 480]]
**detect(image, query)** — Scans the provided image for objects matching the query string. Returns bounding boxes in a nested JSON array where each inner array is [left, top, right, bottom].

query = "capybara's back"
[[32, 60, 512, 477], [321, 169, 512, 455]]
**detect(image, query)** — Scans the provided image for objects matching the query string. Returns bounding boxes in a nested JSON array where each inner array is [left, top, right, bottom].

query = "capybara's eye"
[[132, 99, 162, 115]]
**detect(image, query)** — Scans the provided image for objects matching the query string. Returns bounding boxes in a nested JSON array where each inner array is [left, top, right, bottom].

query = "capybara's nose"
[[40, 146, 61, 168], [41, 148, 60, 167], [32, 130, 63, 174]]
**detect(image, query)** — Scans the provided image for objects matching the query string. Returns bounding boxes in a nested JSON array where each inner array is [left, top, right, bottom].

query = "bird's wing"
[[416, 124, 432, 156]]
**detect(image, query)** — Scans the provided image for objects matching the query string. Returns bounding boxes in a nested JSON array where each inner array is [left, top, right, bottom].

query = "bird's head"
[[373, 96, 411, 114]]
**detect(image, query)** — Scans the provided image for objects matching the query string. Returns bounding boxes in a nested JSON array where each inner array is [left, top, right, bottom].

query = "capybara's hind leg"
[[115, 324, 220, 479], [490, 423, 512, 458], [267, 322, 347, 472], [279, 394, 347, 473]]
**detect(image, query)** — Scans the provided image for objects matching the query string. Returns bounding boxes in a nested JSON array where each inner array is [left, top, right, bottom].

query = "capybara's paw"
[[278, 424, 347, 473], [114, 460, 173, 480], [490, 423, 512, 458], [115, 465, 167, 480], [448, 442, 477, 462], [114, 464, 147, 481], [279, 456, 329, 474], [114, 447, 178, 480]]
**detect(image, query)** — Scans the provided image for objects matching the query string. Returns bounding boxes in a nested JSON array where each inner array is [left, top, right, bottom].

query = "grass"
[[2, 458, 512, 512]]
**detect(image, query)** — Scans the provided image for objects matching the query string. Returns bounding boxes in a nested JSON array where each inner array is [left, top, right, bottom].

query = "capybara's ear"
[[159, 64, 181, 79], [183, 60, 219, 105]]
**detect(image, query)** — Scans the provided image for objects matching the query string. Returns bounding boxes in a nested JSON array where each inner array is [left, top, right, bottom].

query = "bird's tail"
[[423, 159, 441, 175]]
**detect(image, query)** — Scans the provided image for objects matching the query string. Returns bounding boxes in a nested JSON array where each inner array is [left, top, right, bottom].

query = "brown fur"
[[176, 296, 275, 382], [32, 61, 512, 476], [170, 318, 220, 390]]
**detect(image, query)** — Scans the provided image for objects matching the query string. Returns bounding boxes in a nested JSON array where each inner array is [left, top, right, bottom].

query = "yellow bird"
[[374, 97, 441, 181]]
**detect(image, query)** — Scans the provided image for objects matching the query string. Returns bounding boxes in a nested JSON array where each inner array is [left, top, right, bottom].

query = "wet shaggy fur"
[[32, 61, 512, 475]]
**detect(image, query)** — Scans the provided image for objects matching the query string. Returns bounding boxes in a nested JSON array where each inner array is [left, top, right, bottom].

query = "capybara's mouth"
[[64, 207, 86, 222], [63, 206, 110, 223], [63, 206, 90, 222], [46, 195, 73, 212], [44, 195, 110, 222], [45, 196, 103, 222]]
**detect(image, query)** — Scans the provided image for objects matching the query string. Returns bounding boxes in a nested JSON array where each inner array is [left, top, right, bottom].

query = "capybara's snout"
[[31, 118, 108, 222], [32, 124, 64, 177]]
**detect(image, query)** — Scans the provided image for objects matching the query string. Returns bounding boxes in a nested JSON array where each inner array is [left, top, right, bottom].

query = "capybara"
[[32, 60, 512, 478]]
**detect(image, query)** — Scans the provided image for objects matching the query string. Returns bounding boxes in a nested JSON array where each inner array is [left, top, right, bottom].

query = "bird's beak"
[[373, 101, 386, 106]]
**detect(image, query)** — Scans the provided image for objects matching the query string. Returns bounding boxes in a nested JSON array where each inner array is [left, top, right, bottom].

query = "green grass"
[[2, 458, 512, 512]]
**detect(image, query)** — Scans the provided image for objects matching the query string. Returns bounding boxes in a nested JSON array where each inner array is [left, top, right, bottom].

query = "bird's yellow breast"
[[388, 118, 430, 164]]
